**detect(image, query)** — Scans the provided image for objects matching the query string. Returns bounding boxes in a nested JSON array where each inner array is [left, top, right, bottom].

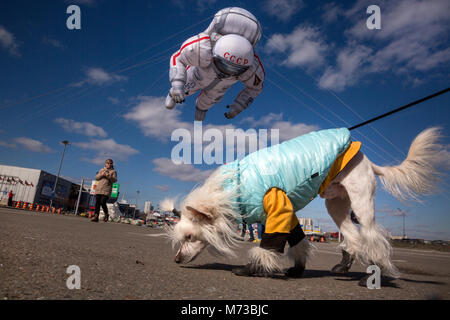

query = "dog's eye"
[[185, 234, 192, 241]]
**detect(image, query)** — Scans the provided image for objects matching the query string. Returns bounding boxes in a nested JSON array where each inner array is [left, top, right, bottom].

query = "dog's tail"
[[370, 127, 447, 202]]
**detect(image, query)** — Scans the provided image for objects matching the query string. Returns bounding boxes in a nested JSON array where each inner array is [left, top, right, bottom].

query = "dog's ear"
[[186, 206, 213, 223]]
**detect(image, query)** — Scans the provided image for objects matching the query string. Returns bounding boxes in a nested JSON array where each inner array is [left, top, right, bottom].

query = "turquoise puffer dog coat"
[[222, 128, 351, 224]]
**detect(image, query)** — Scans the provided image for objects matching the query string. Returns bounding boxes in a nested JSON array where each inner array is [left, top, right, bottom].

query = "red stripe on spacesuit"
[[172, 36, 210, 66], [254, 54, 265, 76]]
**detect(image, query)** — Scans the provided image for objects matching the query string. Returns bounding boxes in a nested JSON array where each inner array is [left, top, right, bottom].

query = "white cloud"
[[271, 121, 319, 141], [154, 185, 170, 192], [0, 141, 17, 149], [123, 96, 192, 142], [152, 157, 214, 182], [42, 36, 65, 49], [13, 137, 52, 153], [125, 97, 319, 146], [240, 113, 318, 141], [240, 113, 284, 127], [85, 67, 127, 86], [108, 97, 120, 105], [54, 118, 108, 138], [0, 25, 20, 57], [266, 0, 450, 91], [319, 44, 372, 91], [265, 26, 328, 69], [320, 0, 450, 91], [263, 0, 305, 22], [73, 138, 139, 165], [321, 2, 343, 23]]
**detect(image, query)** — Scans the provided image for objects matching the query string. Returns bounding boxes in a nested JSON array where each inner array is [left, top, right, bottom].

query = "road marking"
[[127, 232, 166, 237], [316, 244, 450, 259], [393, 248, 450, 256]]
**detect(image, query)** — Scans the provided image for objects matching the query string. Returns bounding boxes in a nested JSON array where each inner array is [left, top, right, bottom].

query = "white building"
[[0, 164, 86, 209], [144, 201, 152, 214]]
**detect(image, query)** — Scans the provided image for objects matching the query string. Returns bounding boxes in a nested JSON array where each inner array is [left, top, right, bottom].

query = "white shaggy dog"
[[167, 127, 446, 279]]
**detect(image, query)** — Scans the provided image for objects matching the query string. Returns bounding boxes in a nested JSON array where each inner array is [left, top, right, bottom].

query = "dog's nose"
[[174, 247, 182, 263]]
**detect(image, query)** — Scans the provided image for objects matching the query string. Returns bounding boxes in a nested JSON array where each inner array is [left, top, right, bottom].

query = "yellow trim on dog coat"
[[319, 141, 361, 195], [263, 188, 299, 234]]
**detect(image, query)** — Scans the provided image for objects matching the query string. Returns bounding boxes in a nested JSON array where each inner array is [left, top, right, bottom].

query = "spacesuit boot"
[[331, 249, 354, 273], [195, 107, 208, 121], [165, 93, 177, 110]]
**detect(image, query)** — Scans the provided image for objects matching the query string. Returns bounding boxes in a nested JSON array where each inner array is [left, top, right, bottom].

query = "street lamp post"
[[50, 140, 69, 208], [134, 190, 140, 219], [74, 178, 85, 215], [397, 208, 407, 239]]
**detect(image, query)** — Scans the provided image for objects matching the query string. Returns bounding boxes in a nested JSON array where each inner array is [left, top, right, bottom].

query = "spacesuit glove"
[[170, 81, 186, 103], [224, 103, 245, 119]]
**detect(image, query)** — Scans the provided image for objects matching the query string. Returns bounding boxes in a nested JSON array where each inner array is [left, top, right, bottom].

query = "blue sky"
[[0, 0, 449, 240]]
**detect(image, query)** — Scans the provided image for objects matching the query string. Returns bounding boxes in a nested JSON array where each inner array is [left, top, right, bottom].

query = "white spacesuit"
[[203, 7, 262, 47], [165, 7, 265, 121]]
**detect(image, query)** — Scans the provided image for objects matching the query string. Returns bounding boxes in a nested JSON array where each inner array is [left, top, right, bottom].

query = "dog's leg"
[[286, 228, 312, 277], [232, 246, 286, 277], [340, 154, 399, 278], [232, 188, 301, 277], [325, 194, 362, 267]]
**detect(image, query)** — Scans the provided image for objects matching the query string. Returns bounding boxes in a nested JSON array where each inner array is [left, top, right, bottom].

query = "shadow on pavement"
[[182, 264, 447, 288], [182, 263, 238, 272], [181, 263, 289, 280]]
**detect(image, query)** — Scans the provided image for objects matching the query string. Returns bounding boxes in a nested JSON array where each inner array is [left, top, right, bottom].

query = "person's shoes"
[[247, 238, 255, 242], [103, 213, 109, 222], [331, 250, 354, 274], [331, 263, 351, 273], [285, 265, 305, 278], [253, 239, 261, 243], [90, 214, 99, 222]]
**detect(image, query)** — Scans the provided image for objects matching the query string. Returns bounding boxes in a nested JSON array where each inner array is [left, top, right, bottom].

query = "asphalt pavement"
[[1, 207, 449, 300]]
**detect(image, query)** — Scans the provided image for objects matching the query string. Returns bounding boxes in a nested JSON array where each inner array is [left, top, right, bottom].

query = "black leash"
[[348, 87, 449, 131]]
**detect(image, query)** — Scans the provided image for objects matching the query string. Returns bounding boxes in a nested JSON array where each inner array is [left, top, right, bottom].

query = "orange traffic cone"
[[15, 201, 20, 208], [51, 207, 56, 214], [57, 208, 61, 214], [35, 204, 40, 211]]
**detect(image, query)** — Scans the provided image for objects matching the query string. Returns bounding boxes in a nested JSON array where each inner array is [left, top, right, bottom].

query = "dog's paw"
[[285, 266, 305, 278]]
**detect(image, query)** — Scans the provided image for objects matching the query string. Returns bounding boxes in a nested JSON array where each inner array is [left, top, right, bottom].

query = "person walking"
[[248, 222, 264, 243], [91, 159, 117, 222], [7, 190, 13, 207]]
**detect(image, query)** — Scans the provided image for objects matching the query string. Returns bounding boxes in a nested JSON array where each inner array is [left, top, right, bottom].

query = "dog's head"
[[167, 169, 242, 264], [170, 205, 217, 264]]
